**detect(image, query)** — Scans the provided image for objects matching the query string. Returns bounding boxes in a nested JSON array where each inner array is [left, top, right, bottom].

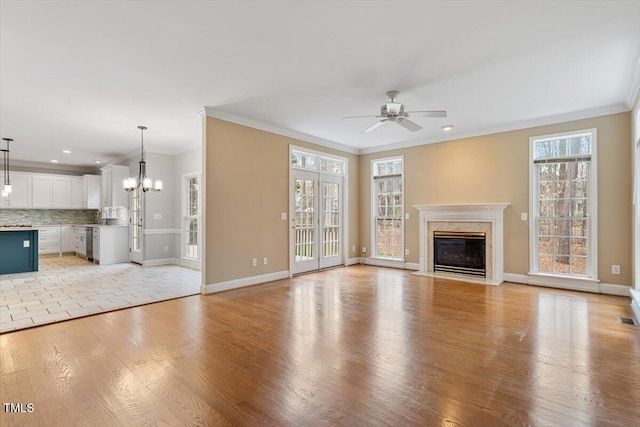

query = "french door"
[[291, 170, 342, 274]]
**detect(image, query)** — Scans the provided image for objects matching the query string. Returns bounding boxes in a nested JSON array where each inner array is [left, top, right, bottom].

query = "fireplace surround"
[[413, 203, 509, 285]]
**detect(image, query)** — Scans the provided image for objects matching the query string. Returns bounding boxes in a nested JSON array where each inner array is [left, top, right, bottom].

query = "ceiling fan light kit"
[[342, 91, 447, 134]]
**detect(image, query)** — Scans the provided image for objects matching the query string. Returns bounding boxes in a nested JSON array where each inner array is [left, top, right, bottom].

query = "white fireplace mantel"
[[413, 203, 509, 285]]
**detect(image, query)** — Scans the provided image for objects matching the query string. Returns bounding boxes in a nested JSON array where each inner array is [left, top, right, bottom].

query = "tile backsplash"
[[0, 209, 100, 226]]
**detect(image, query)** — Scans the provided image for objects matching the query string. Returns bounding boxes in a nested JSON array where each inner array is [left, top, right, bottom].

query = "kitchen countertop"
[[0, 224, 129, 230], [0, 227, 36, 231]]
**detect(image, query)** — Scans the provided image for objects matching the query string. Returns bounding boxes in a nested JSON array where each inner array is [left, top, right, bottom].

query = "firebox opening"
[[434, 231, 486, 277]]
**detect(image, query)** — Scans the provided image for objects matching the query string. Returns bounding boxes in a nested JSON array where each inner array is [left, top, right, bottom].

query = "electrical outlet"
[[361, 247, 366, 253], [252, 258, 257, 267], [280, 212, 287, 220], [164, 245, 169, 252], [521, 212, 528, 221], [612, 265, 620, 275], [405, 248, 410, 256], [352, 245, 356, 252], [153, 213, 162, 220], [263, 257, 268, 265]]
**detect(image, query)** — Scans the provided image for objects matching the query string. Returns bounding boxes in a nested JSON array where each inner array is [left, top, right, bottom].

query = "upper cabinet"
[[32, 176, 73, 208], [0, 171, 103, 210], [73, 175, 101, 209], [0, 173, 31, 208], [101, 165, 129, 208]]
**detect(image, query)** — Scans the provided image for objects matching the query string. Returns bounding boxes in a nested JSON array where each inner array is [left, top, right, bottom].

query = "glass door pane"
[[292, 170, 318, 274], [320, 175, 341, 269], [129, 188, 143, 264]]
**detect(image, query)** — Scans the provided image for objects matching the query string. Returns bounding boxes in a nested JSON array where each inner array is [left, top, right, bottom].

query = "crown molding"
[[359, 104, 630, 155], [627, 57, 640, 110], [199, 106, 359, 155], [6, 160, 98, 174]]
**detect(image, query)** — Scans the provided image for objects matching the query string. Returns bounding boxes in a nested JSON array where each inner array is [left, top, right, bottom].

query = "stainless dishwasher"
[[73, 226, 93, 261]]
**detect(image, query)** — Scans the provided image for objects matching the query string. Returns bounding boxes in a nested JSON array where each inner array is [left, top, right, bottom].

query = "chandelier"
[[123, 126, 162, 193], [1, 138, 12, 197]]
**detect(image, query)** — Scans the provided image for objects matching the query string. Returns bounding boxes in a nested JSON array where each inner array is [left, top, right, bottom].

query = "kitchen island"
[[0, 227, 39, 275]]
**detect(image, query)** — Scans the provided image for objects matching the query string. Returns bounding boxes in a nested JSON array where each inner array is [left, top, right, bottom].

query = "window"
[[372, 157, 403, 259], [530, 129, 597, 279], [183, 174, 201, 260], [291, 149, 344, 175]]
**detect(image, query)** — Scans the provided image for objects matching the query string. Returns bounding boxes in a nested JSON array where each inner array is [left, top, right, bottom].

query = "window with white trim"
[[372, 157, 403, 259], [183, 174, 201, 260], [530, 129, 597, 278]]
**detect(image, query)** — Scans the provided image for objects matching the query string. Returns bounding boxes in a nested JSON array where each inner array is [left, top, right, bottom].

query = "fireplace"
[[433, 231, 486, 277], [412, 203, 509, 285]]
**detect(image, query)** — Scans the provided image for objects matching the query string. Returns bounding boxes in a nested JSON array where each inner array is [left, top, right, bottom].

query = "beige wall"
[[203, 117, 359, 285], [360, 112, 632, 286], [204, 112, 631, 288]]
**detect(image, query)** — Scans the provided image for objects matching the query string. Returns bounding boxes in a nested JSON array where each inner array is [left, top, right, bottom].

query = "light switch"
[[280, 213, 287, 220], [405, 213, 410, 220], [23, 240, 30, 248], [153, 213, 162, 220], [521, 213, 528, 221]]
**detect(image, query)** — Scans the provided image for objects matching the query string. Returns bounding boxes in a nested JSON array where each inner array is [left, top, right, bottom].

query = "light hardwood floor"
[[1, 265, 639, 426]]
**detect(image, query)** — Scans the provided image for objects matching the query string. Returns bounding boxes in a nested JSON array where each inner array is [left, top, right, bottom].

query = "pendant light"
[[123, 126, 162, 193], [1, 138, 13, 197]]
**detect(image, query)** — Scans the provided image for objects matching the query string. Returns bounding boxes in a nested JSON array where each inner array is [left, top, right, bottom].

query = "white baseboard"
[[363, 257, 405, 269], [176, 257, 202, 271], [203, 270, 290, 294], [599, 283, 632, 296], [346, 257, 362, 266], [503, 273, 530, 284], [141, 258, 178, 267], [631, 290, 640, 323], [503, 272, 631, 296], [404, 262, 420, 271]]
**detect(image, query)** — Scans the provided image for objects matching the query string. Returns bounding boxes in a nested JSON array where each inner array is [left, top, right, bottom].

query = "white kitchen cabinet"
[[72, 174, 101, 209], [83, 175, 102, 209], [72, 179, 83, 208], [61, 226, 75, 253], [38, 226, 61, 255], [0, 173, 31, 208], [32, 176, 73, 208], [101, 165, 129, 208], [93, 226, 129, 265]]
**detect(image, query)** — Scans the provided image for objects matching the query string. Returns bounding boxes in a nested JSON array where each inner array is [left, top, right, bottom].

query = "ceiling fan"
[[342, 91, 447, 133]]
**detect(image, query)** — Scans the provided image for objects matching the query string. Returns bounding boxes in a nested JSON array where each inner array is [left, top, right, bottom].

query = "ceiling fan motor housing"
[[381, 102, 404, 118]]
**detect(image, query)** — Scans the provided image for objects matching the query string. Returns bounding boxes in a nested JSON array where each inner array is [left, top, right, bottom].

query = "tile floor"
[[0, 255, 201, 333]]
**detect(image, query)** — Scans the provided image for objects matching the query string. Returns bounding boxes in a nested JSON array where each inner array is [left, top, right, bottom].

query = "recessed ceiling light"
[[95, 160, 101, 164], [441, 125, 454, 131], [62, 150, 71, 154], [51, 160, 58, 163]]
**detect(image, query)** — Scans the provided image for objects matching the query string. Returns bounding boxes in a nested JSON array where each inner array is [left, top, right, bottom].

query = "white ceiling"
[[1, 1, 639, 166]]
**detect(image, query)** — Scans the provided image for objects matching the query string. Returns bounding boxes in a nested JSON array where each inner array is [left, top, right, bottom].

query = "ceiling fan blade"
[[342, 115, 383, 120], [396, 118, 422, 132], [405, 110, 448, 118], [362, 119, 387, 134]]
